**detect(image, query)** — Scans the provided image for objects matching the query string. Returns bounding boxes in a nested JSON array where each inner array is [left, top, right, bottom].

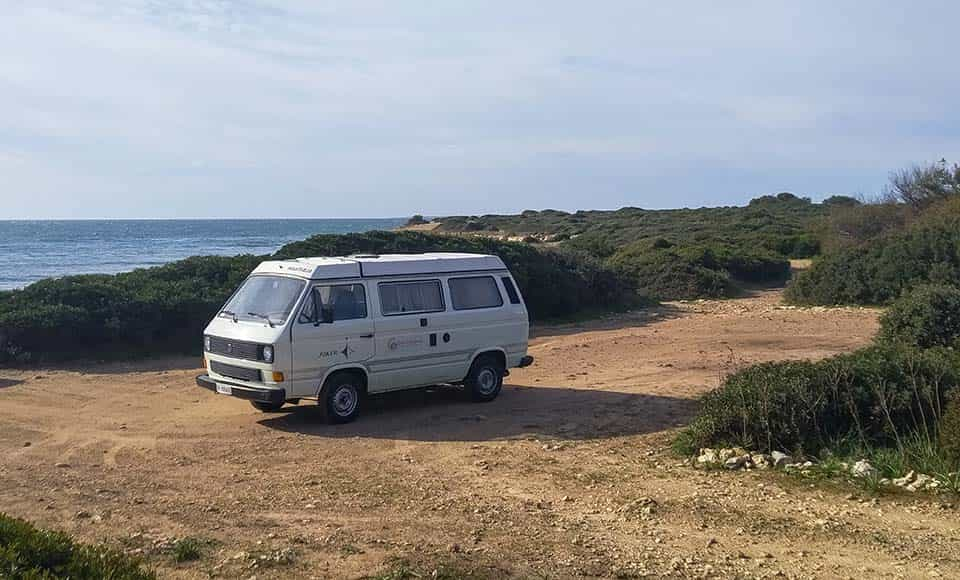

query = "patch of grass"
[[0, 512, 155, 579], [171, 537, 204, 563]]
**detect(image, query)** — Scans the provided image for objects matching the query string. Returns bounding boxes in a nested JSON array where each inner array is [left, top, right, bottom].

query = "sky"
[[1, 1, 958, 219]]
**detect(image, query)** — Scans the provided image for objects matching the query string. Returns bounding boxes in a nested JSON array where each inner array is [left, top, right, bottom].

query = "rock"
[[893, 471, 916, 488], [696, 448, 719, 466], [851, 459, 877, 478], [751, 453, 772, 469], [771, 451, 793, 468], [75, 510, 92, 519], [907, 474, 936, 492], [724, 455, 749, 470], [54, 462, 70, 468], [717, 448, 733, 461], [23, 442, 31, 447]]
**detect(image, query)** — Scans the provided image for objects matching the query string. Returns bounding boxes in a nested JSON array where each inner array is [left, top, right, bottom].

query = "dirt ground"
[[2, 290, 958, 579]]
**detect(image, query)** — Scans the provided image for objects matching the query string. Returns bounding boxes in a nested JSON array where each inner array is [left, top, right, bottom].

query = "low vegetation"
[[878, 284, 960, 349], [0, 512, 155, 579], [433, 192, 824, 260], [0, 232, 640, 363], [606, 240, 789, 300], [674, 344, 960, 458], [430, 193, 814, 300], [786, 197, 960, 305], [680, 159, 960, 485]]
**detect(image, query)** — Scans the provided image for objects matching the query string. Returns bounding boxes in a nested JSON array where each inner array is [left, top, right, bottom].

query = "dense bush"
[[0, 255, 263, 361], [786, 198, 960, 305], [0, 512, 155, 579], [606, 240, 789, 300], [435, 193, 827, 260], [879, 284, 960, 348], [674, 344, 960, 455], [0, 232, 641, 362]]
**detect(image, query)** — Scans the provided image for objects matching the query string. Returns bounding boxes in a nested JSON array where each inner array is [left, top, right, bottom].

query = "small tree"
[[405, 214, 429, 226], [888, 159, 960, 210]]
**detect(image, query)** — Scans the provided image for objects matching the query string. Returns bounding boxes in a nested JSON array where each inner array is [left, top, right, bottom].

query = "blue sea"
[[0, 219, 406, 291]]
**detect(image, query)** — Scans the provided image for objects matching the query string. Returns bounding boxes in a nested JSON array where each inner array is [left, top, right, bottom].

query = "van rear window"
[[449, 276, 503, 310], [501, 276, 521, 304], [379, 280, 444, 315]]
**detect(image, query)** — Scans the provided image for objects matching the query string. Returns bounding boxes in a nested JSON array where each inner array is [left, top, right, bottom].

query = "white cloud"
[[0, 1, 958, 218]]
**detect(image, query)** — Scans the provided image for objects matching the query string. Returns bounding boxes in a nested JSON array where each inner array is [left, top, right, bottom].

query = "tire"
[[250, 400, 285, 412], [466, 355, 504, 402], [321, 372, 363, 424]]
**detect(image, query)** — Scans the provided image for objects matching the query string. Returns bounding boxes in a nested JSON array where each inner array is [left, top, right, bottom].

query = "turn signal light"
[[271, 371, 285, 383]]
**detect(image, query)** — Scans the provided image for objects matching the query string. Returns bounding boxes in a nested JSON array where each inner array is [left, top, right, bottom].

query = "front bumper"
[[196, 374, 285, 405]]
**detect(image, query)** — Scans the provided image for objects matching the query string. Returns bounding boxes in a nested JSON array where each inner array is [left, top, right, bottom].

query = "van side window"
[[299, 284, 367, 323], [501, 276, 521, 304], [379, 280, 444, 315], [449, 276, 503, 310]]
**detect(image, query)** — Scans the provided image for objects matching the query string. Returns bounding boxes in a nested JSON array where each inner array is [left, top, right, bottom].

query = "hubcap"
[[332, 385, 357, 416], [477, 368, 498, 395]]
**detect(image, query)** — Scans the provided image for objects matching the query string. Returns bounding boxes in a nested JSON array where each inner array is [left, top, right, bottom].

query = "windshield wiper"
[[247, 311, 275, 327], [221, 309, 238, 322]]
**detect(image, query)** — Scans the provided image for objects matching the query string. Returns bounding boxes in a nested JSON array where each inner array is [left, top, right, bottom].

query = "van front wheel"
[[321, 373, 363, 424], [466, 355, 504, 402]]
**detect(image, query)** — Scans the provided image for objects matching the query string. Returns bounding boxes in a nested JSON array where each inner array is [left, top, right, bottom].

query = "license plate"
[[215, 383, 232, 395]]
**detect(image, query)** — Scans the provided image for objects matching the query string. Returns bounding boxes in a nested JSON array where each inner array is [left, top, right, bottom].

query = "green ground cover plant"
[[0, 512, 155, 579], [673, 344, 960, 458]]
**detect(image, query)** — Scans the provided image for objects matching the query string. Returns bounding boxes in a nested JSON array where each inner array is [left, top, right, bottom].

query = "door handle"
[[359, 333, 375, 338]]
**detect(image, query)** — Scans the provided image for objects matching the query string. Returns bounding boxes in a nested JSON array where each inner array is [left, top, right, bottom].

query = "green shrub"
[[940, 394, 960, 468], [606, 241, 789, 301], [0, 512, 155, 579], [0, 255, 263, 361], [879, 284, 960, 348], [786, 198, 960, 305], [674, 344, 960, 455], [0, 232, 641, 362], [435, 194, 828, 260]]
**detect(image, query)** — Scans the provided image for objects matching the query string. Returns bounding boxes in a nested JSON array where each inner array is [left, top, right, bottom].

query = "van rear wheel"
[[321, 373, 363, 424], [250, 400, 284, 412], [466, 355, 504, 402]]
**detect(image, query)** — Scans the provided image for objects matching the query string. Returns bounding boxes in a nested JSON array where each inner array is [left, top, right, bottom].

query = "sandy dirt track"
[[2, 290, 958, 579]]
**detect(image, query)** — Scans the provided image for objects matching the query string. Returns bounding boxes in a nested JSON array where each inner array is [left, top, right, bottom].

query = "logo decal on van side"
[[387, 337, 425, 351], [318, 343, 354, 359]]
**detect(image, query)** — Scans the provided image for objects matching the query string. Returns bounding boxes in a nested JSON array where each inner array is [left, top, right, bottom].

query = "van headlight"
[[262, 345, 274, 363], [204, 336, 211, 352]]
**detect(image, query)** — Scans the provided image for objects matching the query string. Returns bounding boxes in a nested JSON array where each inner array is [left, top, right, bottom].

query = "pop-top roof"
[[252, 253, 506, 280]]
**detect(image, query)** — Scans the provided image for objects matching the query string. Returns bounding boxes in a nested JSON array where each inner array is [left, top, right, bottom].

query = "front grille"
[[210, 361, 261, 382], [207, 336, 261, 361]]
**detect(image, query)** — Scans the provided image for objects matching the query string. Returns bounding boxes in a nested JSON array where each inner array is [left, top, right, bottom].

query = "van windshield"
[[220, 276, 305, 326]]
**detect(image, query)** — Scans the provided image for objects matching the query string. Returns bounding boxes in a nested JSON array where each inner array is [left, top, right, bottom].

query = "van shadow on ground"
[[259, 382, 698, 443]]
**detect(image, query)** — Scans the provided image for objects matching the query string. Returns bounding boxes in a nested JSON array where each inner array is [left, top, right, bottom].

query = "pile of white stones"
[[695, 447, 793, 471], [695, 448, 952, 493]]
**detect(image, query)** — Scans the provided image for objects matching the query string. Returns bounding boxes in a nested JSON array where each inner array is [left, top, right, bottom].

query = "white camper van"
[[196, 253, 533, 423]]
